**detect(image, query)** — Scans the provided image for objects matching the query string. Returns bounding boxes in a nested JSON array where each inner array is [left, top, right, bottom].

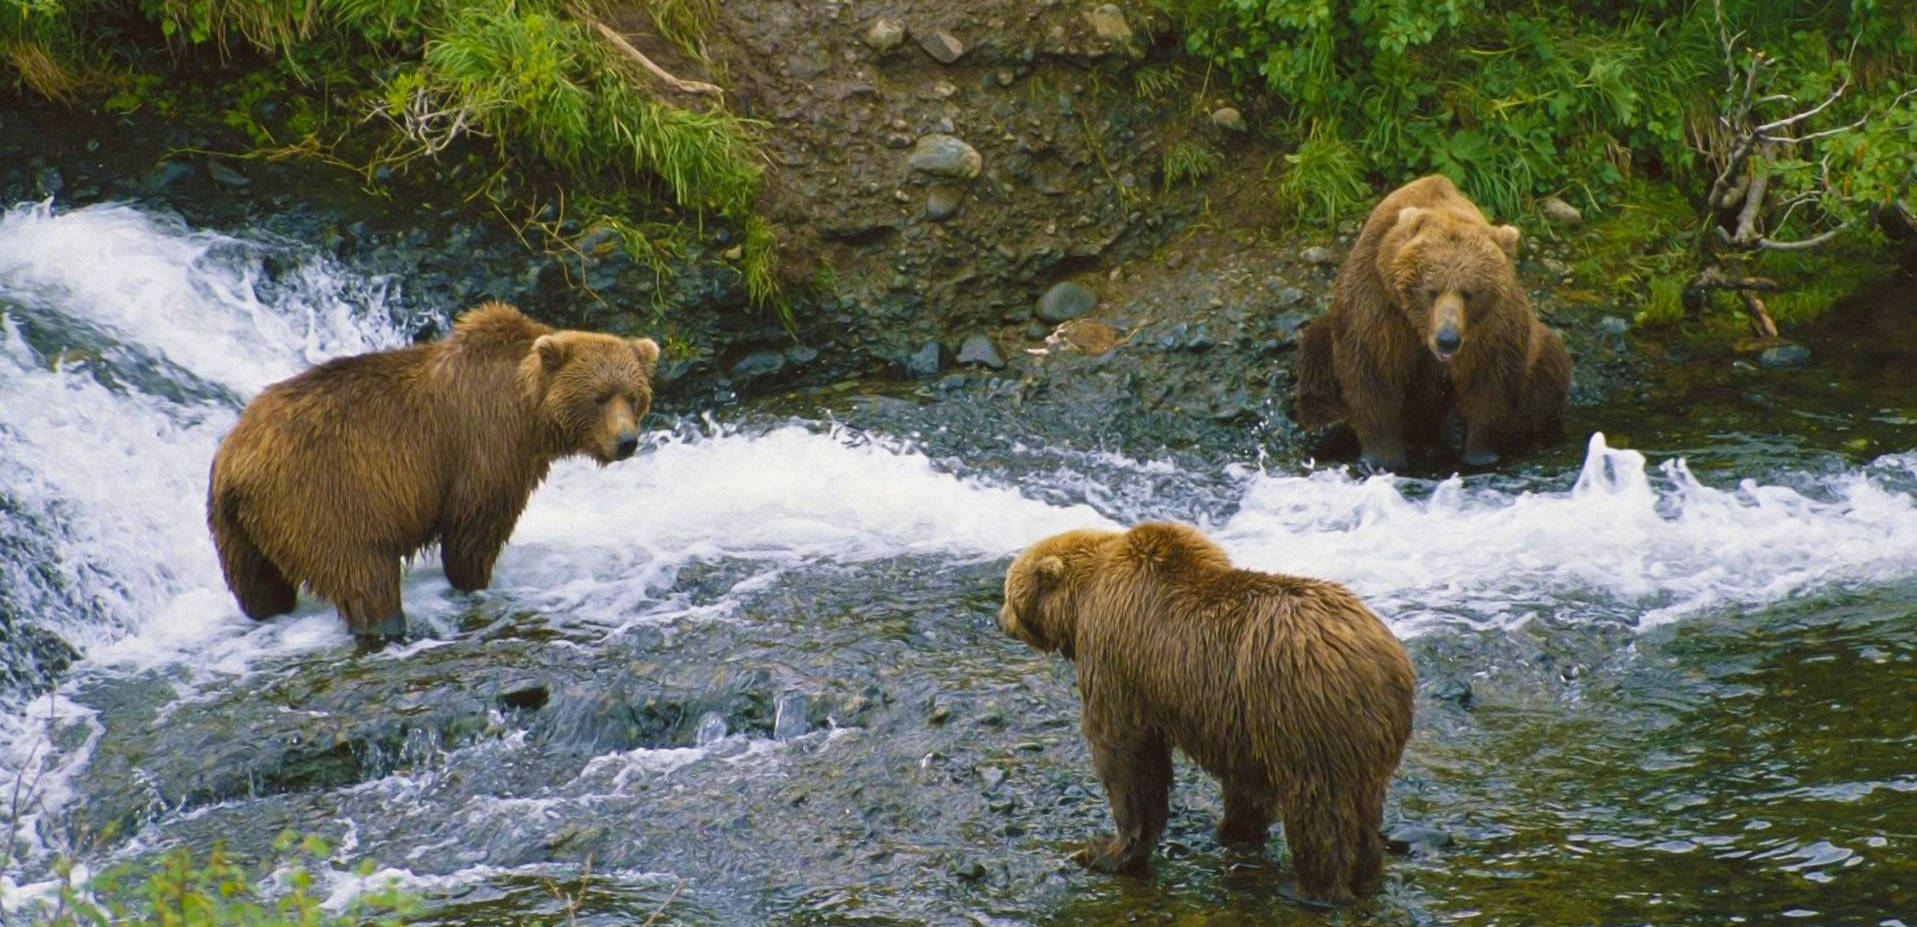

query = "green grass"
[[1160, 139, 1222, 192], [1271, 121, 1370, 227]]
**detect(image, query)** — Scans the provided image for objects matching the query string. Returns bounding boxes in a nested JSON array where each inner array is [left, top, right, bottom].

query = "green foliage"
[[22, 833, 415, 927], [1162, 0, 1917, 230], [0, 0, 789, 315], [1160, 139, 1221, 192]]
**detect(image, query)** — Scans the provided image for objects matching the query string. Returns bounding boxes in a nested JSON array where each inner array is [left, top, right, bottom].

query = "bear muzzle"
[[613, 430, 640, 460], [1432, 325, 1462, 362]]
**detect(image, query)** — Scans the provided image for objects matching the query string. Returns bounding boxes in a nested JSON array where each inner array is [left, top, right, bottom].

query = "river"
[[3, 201, 1914, 925]]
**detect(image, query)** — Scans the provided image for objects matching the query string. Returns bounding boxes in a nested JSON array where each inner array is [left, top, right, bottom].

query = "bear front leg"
[[1454, 384, 1509, 468], [439, 491, 526, 592], [1080, 733, 1172, 876], [1338, 344, 1409, 471], [1218, 779, 1277, 850]]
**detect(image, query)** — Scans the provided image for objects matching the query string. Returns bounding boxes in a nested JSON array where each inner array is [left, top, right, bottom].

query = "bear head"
[[1378, 206, 1521, 364], [528, 332, 661, 464], [999, 528, 1117, 660]]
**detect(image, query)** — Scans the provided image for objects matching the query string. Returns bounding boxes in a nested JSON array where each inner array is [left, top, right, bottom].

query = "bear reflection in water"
[[1000, 521, 1416, 907], [207, 301, 659, 647]]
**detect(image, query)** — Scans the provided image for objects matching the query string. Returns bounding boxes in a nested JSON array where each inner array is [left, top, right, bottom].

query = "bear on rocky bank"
[[1295, 174, 1571, 469], [208, 301, 659, 645], [999, 522, 1416, 905]]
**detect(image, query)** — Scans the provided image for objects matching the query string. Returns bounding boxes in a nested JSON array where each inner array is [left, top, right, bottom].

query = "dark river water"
[[3, 202, 1915, 925]]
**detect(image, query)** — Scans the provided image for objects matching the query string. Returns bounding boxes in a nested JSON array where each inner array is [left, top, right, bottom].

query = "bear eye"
[[1460, 289, 1473, 301], [1423, 287, 1440, 302], [596, 391, 614, 405]]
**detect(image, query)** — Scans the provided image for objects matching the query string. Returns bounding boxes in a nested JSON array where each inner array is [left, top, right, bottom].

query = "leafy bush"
[[1161, 0, 1916, 228]]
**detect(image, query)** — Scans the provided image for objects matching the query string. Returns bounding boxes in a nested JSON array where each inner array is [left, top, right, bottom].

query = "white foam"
[[1216, 433, 1917, 633]]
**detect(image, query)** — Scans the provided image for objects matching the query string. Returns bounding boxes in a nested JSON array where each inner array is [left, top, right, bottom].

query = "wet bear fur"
[[999, 522, 1416, 905], [208, 301, 659, 643]]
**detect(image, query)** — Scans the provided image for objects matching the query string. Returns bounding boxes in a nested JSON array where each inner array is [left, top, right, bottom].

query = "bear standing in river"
[[999, 522, 1416, 905], [1295, 174, 1571, 469], [208, 301, 659, 645]]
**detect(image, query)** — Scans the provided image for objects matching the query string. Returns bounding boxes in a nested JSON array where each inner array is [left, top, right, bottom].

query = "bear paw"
[[1073, 838, 1152, 877]]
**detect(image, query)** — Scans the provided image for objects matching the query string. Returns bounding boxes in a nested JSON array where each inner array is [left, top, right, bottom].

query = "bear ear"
[[1033, 555, 1066, 585], [1396, 206, 1430, 237], [1493, 224, 1521, 258], [533, 334, 567, 372], [631, 337, 661, 372]]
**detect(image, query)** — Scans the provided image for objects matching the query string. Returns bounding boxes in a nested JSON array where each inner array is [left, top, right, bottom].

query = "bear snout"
[[613, 430, 640, 460], [1433, 325, 1462, 361]]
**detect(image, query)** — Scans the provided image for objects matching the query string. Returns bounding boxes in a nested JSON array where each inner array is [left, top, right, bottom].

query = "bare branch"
[[1754, 77, 1849, 134], [1689, 268, 1783, 291], [1754, 226, 1847, 251], [581, 15, 724, 96]]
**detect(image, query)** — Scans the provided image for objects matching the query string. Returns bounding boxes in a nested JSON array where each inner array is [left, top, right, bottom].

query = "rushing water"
[[3, 203, 1915, 925]]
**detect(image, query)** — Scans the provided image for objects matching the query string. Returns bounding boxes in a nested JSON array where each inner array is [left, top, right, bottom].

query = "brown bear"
[[207, 301, 659, 645], [1294, 174, 1571, 469], [999, 522, 1416, 905]]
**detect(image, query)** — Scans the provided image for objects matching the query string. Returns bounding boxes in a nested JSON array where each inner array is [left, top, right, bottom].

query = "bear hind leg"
[[1217, 778, 1276, 849], [209, 494, 297, 620], [1280, 799, 1370, 907], [319, 556, 406, 644]]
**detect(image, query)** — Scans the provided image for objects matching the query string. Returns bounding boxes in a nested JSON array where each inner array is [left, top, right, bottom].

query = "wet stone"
[[1542, 196, 1583, 227], [695, 711, 728, 747], [1037, 281, 1097, 322], [918, 29, 966, 64], [978, 765, 1006, 791], [955, 333, 1004, 368], [863, 18, 905, 51], [925, 186, 964, 221], [729, 350, 788, 382], [773, 692, 809, 741], [1276, 286, 1304, 305], [1210, 107, 1246, 132], [906, 340, 944, 378], [204, 159, 250, 189], [1085, 4, 1132, 43], [1758, 344, 1811, 369], [907, 135, 982, 180], [1384, 822, 1454, 856], [1300, 245, 1337, 265]]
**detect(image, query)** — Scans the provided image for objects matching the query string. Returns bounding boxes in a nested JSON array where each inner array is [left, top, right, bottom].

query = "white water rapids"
[[3, 201, 1915, 909]]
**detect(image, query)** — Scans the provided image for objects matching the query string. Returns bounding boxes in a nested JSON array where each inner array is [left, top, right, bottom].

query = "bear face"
[[1380, 206, 1522, 364], [999, 529, 1114, 659], [529, 332, 661, 464]]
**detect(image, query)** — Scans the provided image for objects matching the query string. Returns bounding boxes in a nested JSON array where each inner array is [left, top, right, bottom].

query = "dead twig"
[[579, 14, 723, 97]]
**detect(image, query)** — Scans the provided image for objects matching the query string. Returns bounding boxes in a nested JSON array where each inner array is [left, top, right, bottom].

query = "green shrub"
[[1160, 0, 1916, 227]]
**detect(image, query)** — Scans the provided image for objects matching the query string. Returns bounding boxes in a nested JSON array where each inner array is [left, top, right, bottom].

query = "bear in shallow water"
[[208, 301, 658, 644], [999, 521, 1416, 905]]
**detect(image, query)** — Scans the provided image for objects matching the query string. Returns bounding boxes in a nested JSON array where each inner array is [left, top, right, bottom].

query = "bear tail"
[[207, 478, 297, 620], [1293, 318, 1343, 429]]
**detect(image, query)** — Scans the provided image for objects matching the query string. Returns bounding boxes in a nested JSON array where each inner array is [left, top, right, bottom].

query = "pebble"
[[1757, 343, 1811, 368], [906, 134, 982, 180], [1541, 196, 1583, 227], [205, 159, 251, 188], [1037, 281, 1097, 322], [1085, 4, 1132, 43], [919, 29, 966, 63], [729, 350, 787, 382], [863, 18, 905, 51], [925, 186, 963, 221], [978, 766, 1006, 791], [956, 333, 1004, 368], [1210, 107, 1246, 132], [1300, 245, 1337, 265]]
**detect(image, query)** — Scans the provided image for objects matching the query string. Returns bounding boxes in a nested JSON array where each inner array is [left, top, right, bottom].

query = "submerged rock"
[[1757, 343, 1811, 368], [956, 333, 1004, 368]]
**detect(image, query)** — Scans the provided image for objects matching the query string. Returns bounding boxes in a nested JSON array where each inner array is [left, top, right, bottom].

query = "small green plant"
[[1161, 139, 1222, 192], [1272, 121, 1370, 226], [21, 832, 416, 927], [1131, 64, 1180, 101]]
